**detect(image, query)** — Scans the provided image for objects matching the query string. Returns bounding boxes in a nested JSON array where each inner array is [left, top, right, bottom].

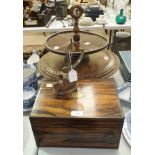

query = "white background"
[[0, 0, 155, 155]]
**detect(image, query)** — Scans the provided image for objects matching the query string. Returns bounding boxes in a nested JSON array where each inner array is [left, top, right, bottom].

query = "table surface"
[[23, 11, 131, 33], [104, 19, 131, 30], [23, 17, 131, 33], [23, 17, 104, 33], [104, 17, 131, 30], [23, 70, 131, 155]]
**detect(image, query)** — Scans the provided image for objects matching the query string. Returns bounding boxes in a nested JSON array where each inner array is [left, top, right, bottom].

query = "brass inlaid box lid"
[[30, 79, 124, 119]]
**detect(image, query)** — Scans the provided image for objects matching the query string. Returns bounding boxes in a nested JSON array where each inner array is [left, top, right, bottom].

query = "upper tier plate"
[[45, 31, 108, 55]]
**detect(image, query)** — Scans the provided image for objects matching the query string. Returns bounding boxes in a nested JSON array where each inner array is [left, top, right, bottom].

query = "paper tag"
[[104, 56, 109, 60], [46, 83, 53, 87], [68, 69, 78, 82], [71, 111, 84, 116]]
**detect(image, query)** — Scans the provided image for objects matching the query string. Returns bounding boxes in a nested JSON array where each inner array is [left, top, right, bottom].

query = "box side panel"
[[30, 117, 124, 148]]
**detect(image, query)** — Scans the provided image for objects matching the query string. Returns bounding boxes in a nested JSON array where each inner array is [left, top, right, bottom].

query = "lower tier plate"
[[37, 50, 120, 79]]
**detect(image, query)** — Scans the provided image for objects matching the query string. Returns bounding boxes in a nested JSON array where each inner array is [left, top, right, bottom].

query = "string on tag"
[[67, 39, 78, 82], [68, 39, 73, 70]]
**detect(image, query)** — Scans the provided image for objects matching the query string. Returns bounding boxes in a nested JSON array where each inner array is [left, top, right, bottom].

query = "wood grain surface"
[[30, 79, 124, 148]]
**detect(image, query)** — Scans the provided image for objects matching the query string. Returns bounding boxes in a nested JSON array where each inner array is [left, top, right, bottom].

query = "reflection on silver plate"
[[122, 111, 131, 146]]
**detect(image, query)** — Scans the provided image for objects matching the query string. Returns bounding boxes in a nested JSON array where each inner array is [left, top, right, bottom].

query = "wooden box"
[[30, 79, 124, 148]]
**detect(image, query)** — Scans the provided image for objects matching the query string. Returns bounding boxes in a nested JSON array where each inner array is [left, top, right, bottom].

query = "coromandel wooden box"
[[30, 79, 124, 148]]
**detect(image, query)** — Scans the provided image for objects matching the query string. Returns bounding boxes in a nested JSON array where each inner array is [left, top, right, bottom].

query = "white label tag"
[[46, 83, 53, 87], [71, 111, 84, 116], [68, 69, 78, 82], [104, 56, 109, 60]]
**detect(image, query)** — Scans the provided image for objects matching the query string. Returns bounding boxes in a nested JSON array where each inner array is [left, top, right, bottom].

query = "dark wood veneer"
[[30, 79, 124, 148]]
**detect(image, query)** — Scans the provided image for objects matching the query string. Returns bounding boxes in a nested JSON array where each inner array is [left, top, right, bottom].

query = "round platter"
[[23, 107, 32, 112], [45, 31, 108, 55], [122, 111, 131, 146], [37, 50, 120, 79]]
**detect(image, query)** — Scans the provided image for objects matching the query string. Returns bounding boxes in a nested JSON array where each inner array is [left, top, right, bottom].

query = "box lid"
[[30, 79, 124, 119]]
